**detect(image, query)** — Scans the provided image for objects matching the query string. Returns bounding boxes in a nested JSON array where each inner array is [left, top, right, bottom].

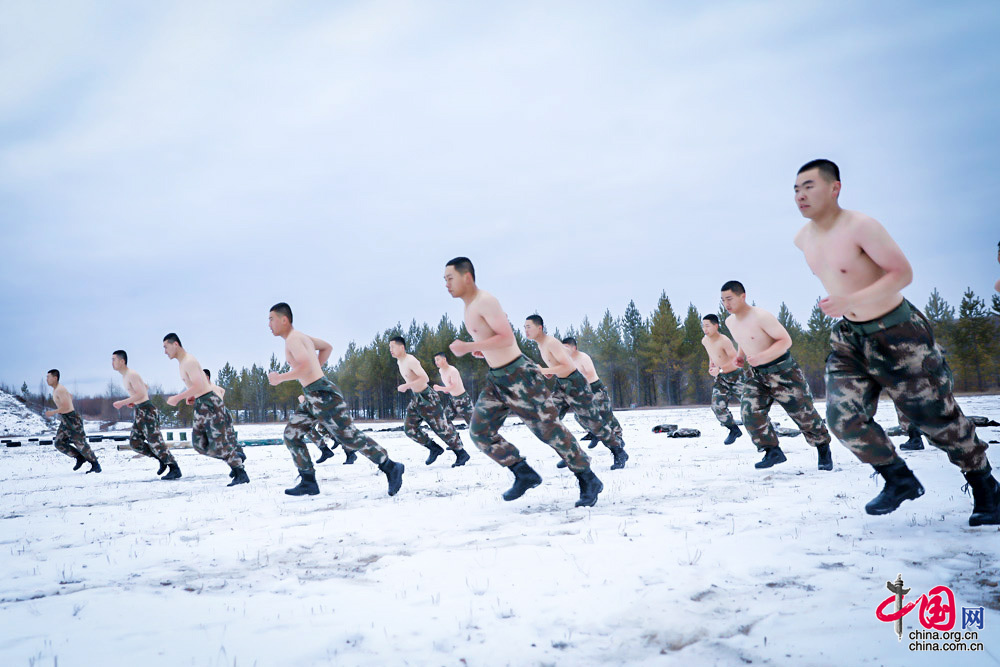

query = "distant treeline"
[[8, 287, 1000, 427]]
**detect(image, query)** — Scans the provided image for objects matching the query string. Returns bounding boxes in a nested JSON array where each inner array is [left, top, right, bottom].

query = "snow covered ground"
[[2, 396, 998, 666], [0, 389, 49, 437]]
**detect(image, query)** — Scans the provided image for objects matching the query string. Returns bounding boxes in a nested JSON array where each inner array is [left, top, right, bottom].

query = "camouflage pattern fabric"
[[893, 403, 922, 440], [589, 380, 623, 440], [711, 369, 744, 428], [553, 371, 624, 451], [283, 377, 388, 474], [403, 387, 465, 451], [222, 407, 245, 458], [192, 392, 244, 468], [129, 401, 176, 465], [826, 299, 989, 471], [54, 411, 98, 463], [741, 355, 831, 452], [445, 391, 474, 424], [469, 355, 591, 473]]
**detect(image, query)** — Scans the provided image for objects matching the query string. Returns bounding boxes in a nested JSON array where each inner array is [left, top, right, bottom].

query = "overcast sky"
[[2, 0, 998, 396]]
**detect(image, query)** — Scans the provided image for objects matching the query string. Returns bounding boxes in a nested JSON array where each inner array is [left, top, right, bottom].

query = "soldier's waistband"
[[487, 354, 529, 377], [135, 400, 155, 409], [452, 391, 469, 400], [590, 379, 605, 392], [556, 370, 587, 387], [412, 386, 435, 398], [194, 391, 219, 405], [718, 369, 743, 380], [751, 351, 794, 374], [302, 377, 333, 394], [59, 410, 79, 419], [840, 299, 912, 336]]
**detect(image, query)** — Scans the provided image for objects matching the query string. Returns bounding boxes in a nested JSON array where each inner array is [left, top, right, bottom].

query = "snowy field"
[[2, 396, 999, 667]]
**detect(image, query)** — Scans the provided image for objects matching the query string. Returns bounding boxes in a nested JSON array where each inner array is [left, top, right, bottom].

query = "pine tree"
[[643, 292, 682, 404], [953, 288, 996, 391]]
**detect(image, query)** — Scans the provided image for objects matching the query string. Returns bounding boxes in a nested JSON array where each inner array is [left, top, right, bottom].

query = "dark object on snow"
[[503, 461, 541, 501], [866, 459, 924, 515], [668, 428, 700, 438], [377, 426, 406, 432], [774, 426, 801, 438], [574, 469, 603, 507], [582, 432, 597, 441], [899, 433, 925, 450], [964, 469, 1000, 526], [652, 424, 678, 434], [755, 447, 786, 469], [724, 426, 742, 445], [285, 472, 319, 496], [968, 416, 1000, 427], [885, 426, 906, 437]]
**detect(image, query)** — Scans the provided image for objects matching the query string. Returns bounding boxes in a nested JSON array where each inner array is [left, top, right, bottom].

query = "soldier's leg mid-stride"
[[402, 387, 471, 467], [54, 411, 101, 473], [191, 392, 249, 487], [826, 301, 998, 524], [711, 370, 745, 445], [130, 400, 181, 480], [552, 372, 628, 470]]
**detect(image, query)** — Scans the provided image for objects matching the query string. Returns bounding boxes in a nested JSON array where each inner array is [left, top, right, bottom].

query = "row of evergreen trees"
[[11, 287, 999, 427]]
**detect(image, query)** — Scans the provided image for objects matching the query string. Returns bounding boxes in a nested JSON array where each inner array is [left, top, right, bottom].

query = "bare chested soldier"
[[391, 336, 470, 467], [793, 158, 997, 524], [163, 333, 248, 486], [559, 337, 625, 450], [700, 314, 745, 445], [526, 316, 627, 470], [204, 369, 246, 466], [112, 350, 181, 479], [722, 281, 833, 471], [433, 352, 473, 426], [444, 257, 603, 506], [267, 302, 404, 497], [44, 369, 100, 473]]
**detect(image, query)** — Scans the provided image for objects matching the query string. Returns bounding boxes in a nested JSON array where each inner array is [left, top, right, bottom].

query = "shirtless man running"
[[267, 302, 404, 497], [391, 336, 470, 467], [700, 314, 745, 445], [112, 350, 181, 479], [722, 281, 833, 471], [793, 158, 996, 524], [526, 316, 627, 470], [433, 352, 473, 426], [559, 337, 625, 450], [444, 257, 602, 506], [163, 333, 248, 486], [45, 369, 100, 473]]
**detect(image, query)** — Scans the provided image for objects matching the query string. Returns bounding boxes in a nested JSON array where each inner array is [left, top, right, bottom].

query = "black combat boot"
[[610, 445, 629, 470], [227, 467, 250, 487], [586, 433, 599, 449], [452, 449, 471, 467], [86, 460, 102, 474], [755, 446, 786, 469], [236, 447, 247, 462], [161, 463, 182, 480], [964, 468, 1000, 526], [73, 455, 87, 471], [157, 460, 168, 475], [502, 461, 542, 501], [284, 471, 319, 496], [344, 449, 357, 465], [574, 469, 604, 507], [817, 444, 833, 471], [424, 443, 444, 465], [379, 458, 404, 496], [899, 432, 925, 451], [865, 458, 924, 515], [556, 459, 568, 469], [316, 445, 335, 464], [723, 426, 742, 446]]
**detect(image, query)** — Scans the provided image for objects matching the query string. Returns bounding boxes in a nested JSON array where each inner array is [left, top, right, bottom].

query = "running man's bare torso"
[[464, 290, 521, 369]]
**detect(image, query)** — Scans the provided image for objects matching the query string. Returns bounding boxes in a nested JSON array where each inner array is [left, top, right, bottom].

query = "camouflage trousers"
[[552, 371, 624, 451], [443, 391, 474, 424], [711, 369, 744, 428], [222, 407, 245, 456], [284, 377, 387, 474], [192, 392, 243, 469], [404, 387, 465, 451], [129, 401, 176, 465], [54, 411, 98, 463], [556, 380, 623, 441], [741, 353, 831, 451], [826, 299, 988, 471], [893, 403, 921, 439], [469, 355, 591, 473]]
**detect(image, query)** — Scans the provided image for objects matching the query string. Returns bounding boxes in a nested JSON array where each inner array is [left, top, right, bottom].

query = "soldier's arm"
[[465, 297, 515, 353], [397, 357, 429, 391], [169, 362, 211, 404], [310, 336, 334, 366], [822, 217, 912, 315], [114, 374, 146, 408], [269, 337, 315, 385], [579, 353, 597, 378], [749, 313, 793, 365], [538, 339, 576, 377]]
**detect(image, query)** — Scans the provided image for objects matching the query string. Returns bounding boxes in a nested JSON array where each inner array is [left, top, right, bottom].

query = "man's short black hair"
[[445, 257, 476, 281], [434, 351, 448, 359], [798, 159, 840, 183], [389, 336, 406, 348], [526, 314, 544, 328], [163, 333, 182, 347], [113, 350, 128, 364], [48, 369, 60, 381], [203, 369, 211, 380], [721, 280, 745, 295], [270, 302, 293, 324], [561, 337, 578, 347], [702, 314, 720, 325]]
